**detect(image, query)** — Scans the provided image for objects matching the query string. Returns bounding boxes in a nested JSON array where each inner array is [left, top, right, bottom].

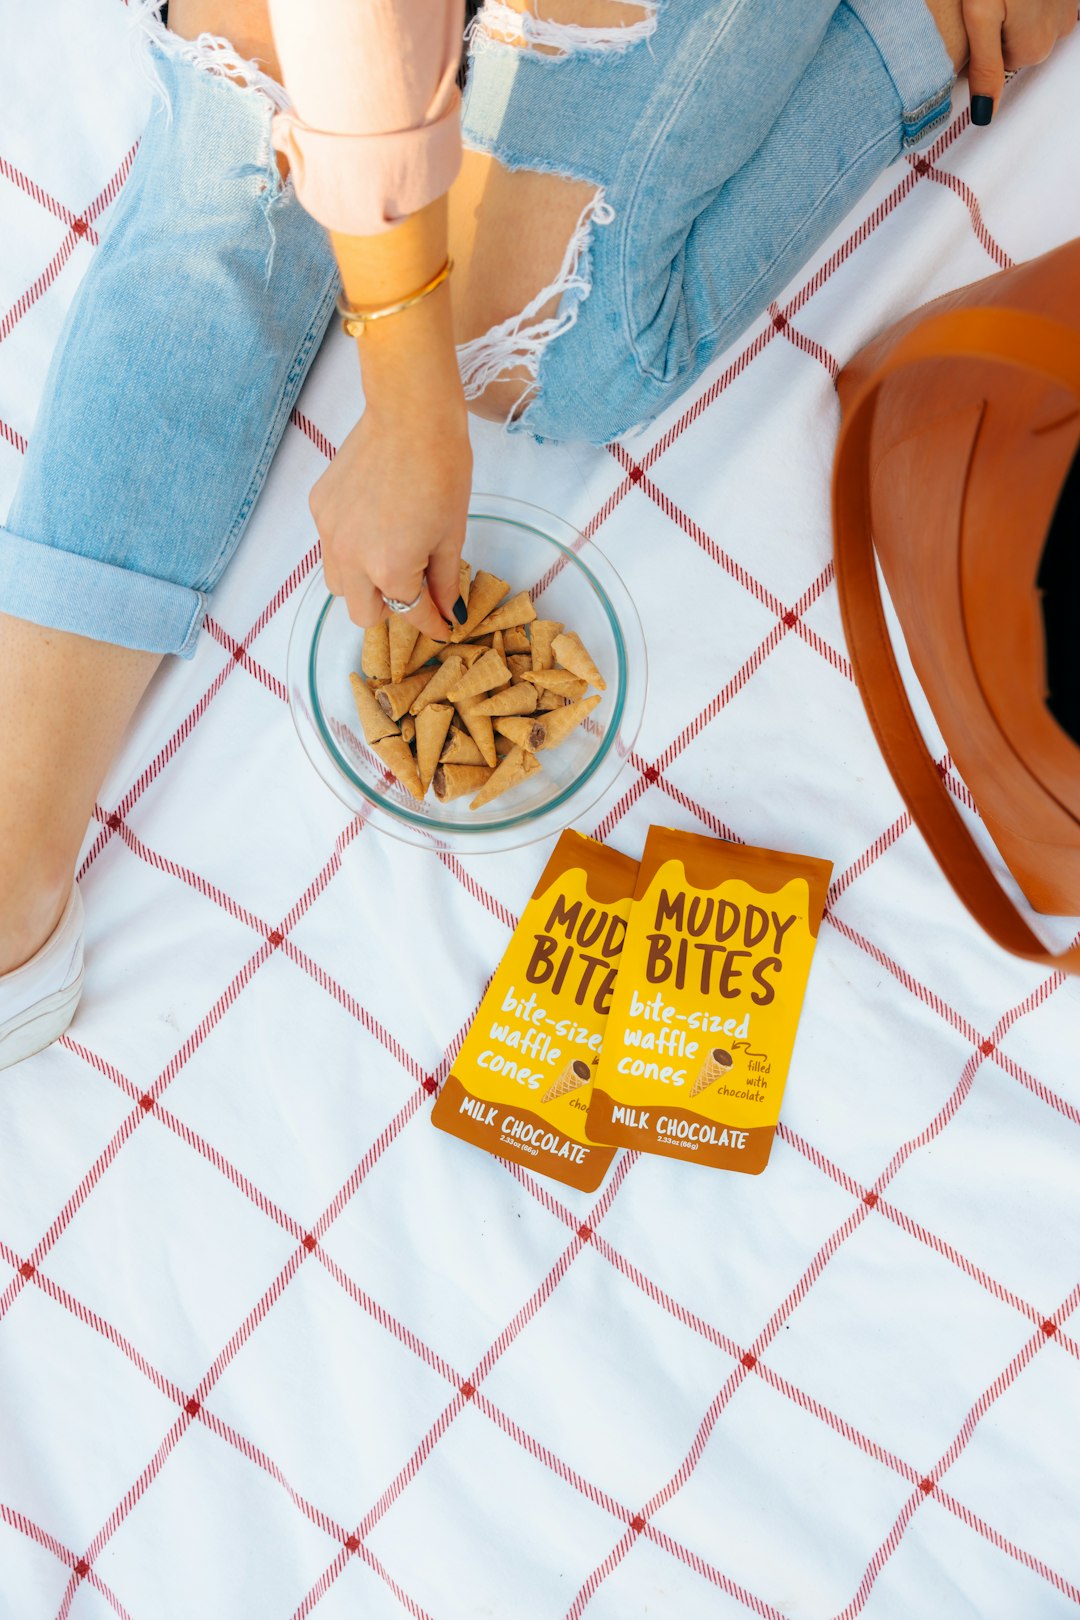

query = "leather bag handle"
[[833, 308, 1080, 970]]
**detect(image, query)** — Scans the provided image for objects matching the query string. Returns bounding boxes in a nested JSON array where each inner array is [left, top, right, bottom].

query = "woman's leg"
[[0, 624, 160, 974], [0, 9, 337, 998], [449, 0, 648, 389], [165, 0, 284, 77], [452, 0, 963, 441]]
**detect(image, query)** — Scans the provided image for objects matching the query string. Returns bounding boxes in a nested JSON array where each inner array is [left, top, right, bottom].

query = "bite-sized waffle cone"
[[446, 650, 512, 703], [433, 763, 492, 802], [361, 620, 391, 681], [376, 669, 434, 720], [530, 619, 563, 672], [551, 631, 605, 690], [399, 713, 416, 746], [494, 716, 546, 751], [451, 570, 509, 642], [372, 735, 423, 800], [542, 1058, 592, 1104], [455, 702, 498, 767], [410, 654, 464, 713], [534, 693, 601, 749], [471, 684, 538, 717], [469, 744, 541, 808], [507, 654, 532, 679], [491, 629, 506, 663], [389, 616, 420, 684], [536, 692, 568, 711], [471, 592, 537, 637], [522, 668, 589, 699], [690, 1047, 734, 1098], [405, 633, 443, 675], [458, 559, 472, 603], [503, 626, 531, 654], [416, 704, 453, 792], [349, 673, 400, 744], [440, 728, 486, 766], [437, 641, 486, 666]]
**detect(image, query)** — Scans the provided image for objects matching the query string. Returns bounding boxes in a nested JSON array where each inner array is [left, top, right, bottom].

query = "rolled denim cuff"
[[0, 527, 206, 658], [845, 0, 955, 147]]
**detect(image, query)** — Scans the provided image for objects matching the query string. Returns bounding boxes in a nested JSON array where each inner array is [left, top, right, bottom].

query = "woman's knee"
[[449, 146, 623, 435]]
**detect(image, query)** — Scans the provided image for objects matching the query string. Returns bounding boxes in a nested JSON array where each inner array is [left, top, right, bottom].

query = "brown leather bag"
[[832, 238, 1080, 970]]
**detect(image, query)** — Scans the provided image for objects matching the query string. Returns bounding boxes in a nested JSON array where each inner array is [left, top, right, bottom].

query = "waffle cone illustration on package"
[[588, 827, 831, 1174], [431, 831, 638, 1191]]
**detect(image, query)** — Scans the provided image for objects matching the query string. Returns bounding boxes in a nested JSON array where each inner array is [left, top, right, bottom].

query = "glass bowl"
[[286, 493, 647, 853]]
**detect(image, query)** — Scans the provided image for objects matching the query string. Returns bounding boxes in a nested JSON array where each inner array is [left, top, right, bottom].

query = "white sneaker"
[[0, 885, 85, 1069]]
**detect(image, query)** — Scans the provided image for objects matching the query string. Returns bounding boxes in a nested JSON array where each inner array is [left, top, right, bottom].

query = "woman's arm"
[[267, 0, 470, 640], [315, 199, 472, 640], [268, 0, 464, 236]]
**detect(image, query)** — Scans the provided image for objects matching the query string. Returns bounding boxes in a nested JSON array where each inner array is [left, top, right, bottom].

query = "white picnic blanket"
[[2, 4, 1079, 1617]]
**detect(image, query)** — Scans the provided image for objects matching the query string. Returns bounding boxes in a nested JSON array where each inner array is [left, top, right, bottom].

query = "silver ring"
[[382, 585, 425, 615]]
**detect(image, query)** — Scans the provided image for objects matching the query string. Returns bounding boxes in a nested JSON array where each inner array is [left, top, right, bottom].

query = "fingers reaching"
[[309, 403, 471, 644], [345, 578, 388, 630], [397, 581, 454, 643], [962, 0, 1006, 122], [426, 531, 467, 630], [372, 561, 453, 640]]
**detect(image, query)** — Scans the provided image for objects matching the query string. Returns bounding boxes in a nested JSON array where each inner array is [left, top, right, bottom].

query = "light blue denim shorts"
[[0, 0, 953, 657], [0, 35, 340, 658], [461, 0, 955, 443]]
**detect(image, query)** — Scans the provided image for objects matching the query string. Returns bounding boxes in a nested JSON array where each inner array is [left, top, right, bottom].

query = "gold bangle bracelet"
[[336, 257, 454, 338]]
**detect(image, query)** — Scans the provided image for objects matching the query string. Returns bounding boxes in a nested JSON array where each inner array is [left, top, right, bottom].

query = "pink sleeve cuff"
[[270, 88, 462, 236]]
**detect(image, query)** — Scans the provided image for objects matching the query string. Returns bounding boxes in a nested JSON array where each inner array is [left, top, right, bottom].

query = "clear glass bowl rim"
[[286, 492, 647, 853]]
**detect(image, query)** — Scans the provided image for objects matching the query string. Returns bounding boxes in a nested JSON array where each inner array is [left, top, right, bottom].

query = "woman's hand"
[[312, 392, 473, 643], [315, 194, 472, 642], [963, 0, 1077, 121]]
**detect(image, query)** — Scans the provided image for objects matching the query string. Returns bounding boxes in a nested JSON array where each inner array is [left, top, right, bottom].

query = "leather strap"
[[833, 308, 1080, 970]]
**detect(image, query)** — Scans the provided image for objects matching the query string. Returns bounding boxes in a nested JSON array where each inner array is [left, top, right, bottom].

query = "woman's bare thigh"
[[166, 0, 283, 77]]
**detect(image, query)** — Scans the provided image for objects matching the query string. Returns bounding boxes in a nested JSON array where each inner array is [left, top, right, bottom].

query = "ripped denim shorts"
[[0, 0, 953, 657], [462, 0, 955, 442]]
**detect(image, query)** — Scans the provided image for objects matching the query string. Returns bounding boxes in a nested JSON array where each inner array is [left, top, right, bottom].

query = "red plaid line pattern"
[[2, 15, 1079, 1619], [0, 148, 133, 346], [564, 962, 1078, 1615]]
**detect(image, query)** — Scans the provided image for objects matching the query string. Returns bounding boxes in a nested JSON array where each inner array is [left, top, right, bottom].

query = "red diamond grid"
[[2, 12, 1080, 1620]]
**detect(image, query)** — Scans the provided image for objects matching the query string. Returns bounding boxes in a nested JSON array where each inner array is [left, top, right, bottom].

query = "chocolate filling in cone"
[[690, 1046, 734, 1098], [542, 1058, 592, 1104]]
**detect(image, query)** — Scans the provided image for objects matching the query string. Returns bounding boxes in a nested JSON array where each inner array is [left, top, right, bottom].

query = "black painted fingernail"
[[971, 95, 993, 126], [453, 595, 468, 624]]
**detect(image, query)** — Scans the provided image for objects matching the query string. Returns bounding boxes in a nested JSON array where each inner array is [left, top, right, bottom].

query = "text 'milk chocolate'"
[[588, 826, 831, 1174], [431, 830, 637, 1190]]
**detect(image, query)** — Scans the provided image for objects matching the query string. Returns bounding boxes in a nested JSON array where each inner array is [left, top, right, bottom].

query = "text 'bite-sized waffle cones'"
[[432, 831, 638, 1191]]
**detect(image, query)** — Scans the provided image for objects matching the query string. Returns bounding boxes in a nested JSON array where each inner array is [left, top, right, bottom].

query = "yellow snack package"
[[431, 830, 638, 1191], [588, 826, 832, 1174]]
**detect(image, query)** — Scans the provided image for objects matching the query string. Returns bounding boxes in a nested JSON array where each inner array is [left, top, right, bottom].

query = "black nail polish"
[[971, 94, 993, 126], [453, 595, 468, 624]]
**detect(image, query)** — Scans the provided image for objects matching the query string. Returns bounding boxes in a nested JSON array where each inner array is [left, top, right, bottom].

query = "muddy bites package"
[[588, 827, 832, 1174], [431, 831, 638, 1191]]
